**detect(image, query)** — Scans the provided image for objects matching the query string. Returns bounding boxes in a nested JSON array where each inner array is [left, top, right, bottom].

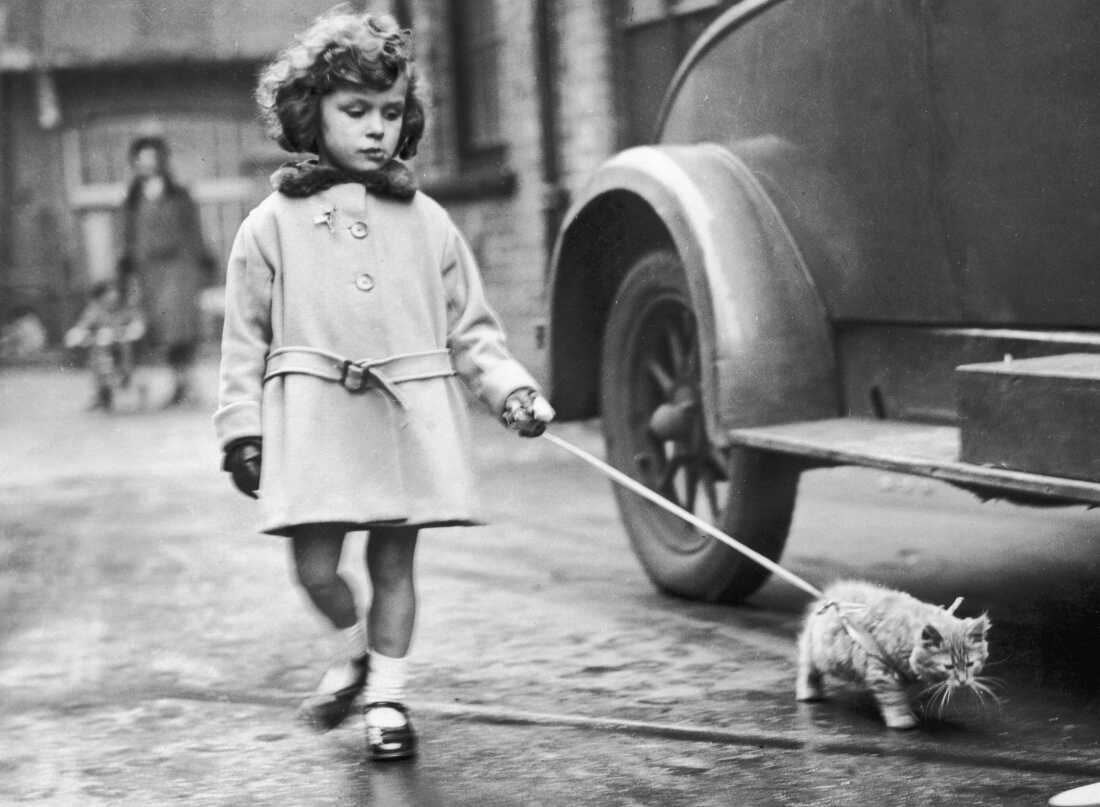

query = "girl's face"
[[318, 77, 408, 173]]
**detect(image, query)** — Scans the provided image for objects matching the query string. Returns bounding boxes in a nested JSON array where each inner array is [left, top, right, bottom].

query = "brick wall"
[[409, 0, 618, 379], [0, 0, 624, 366], [556, 1, 618, 201]]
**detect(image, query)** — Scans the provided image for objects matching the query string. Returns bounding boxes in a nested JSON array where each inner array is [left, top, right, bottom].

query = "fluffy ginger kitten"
[[796, 580, 993, 729]]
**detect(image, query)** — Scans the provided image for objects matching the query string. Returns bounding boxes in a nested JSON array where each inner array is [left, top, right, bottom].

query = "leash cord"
[[541, 431, 827, 601]]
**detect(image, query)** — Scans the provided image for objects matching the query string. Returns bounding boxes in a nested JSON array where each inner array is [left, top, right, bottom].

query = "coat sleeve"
[[213, 214, 273, 448], [442, 224, 539, 415]]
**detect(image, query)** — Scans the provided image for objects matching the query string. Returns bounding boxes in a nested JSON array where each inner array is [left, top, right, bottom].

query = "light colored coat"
[[214, 182, 538, 536]]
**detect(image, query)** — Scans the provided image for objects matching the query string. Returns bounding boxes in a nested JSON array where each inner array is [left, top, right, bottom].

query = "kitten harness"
[[814, 596, 964, 680]]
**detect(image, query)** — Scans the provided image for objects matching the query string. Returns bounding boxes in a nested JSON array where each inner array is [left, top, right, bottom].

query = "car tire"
[[601, 249, 800, 603]]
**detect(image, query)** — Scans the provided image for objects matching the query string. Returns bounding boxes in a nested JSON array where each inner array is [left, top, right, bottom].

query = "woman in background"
[[119, 135, 214, 406]]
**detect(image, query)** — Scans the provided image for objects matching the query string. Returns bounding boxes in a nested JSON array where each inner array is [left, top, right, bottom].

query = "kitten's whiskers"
[[973, 674, 1005, 691], [921, 679, 954, 718], [936, 681, 955, 717], [968, 678, 1004, 710]]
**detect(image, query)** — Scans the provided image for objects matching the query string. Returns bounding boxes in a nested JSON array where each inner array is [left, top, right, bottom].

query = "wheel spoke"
[[703, 472, 721, 519], [666, 326, 686, 375], [645, 356, 676, 395], [685, 332, 699, 376], [656, 455, 683, 497], [684, 464, 699, 511], [680, 310, 697, 360]]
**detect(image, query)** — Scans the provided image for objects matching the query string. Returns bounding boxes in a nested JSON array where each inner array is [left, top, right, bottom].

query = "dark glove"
[[501, 388, 556, 438], [222, 437, 262, 499]]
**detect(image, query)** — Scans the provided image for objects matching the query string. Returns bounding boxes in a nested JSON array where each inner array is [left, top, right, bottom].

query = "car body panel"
[[547, 144, 838, 438], [926, 0, 1100, 323], [658, 0, 1100, 327], [660, 0, 959, 323]]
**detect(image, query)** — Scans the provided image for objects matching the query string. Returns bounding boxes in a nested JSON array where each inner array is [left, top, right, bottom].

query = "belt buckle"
[[339, 360, 369, 392]]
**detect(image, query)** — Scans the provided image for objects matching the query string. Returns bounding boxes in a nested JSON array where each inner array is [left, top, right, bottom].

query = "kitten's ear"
[[921, 624, 944, 648], [967, 615, 990, 642]]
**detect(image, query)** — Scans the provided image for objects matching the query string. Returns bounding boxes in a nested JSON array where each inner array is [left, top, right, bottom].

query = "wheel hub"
[[647, 397, 698, 441]]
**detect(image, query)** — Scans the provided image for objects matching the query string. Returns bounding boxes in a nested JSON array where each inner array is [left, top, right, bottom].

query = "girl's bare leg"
[[291, 525, 368, 731], [291, 524, 357, 630], [365, 526, 419, 655], [363, 526, 420, 757]]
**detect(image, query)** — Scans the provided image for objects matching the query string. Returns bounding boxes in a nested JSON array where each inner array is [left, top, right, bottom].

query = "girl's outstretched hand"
[[223, 437, 262, 499], [501, 388, 556, 438]]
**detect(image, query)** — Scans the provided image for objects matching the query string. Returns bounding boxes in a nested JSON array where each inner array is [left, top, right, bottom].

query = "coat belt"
[[263, 346, 455, 408]]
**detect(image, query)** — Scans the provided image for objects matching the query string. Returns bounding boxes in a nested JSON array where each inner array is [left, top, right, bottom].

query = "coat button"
[[349, 221, 369, 239], [355, 273, 375, 292]]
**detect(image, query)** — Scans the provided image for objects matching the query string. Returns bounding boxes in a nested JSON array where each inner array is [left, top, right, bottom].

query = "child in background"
[[65, 276, 146, 411], [214, 8, 554, 760], [0, 306, 47, 361]]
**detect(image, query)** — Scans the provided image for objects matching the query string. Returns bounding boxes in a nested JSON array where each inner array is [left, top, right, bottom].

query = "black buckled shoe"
[[297, 656, 368, 732], [365, 701, 418, 761]]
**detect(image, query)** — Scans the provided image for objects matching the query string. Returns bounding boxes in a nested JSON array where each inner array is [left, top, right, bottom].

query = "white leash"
[[541, 431, 965, 614], [540, 431, 827, 601]]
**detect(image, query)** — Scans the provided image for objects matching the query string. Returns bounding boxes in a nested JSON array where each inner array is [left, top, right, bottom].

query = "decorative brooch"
[[313, 206, 337, 233]]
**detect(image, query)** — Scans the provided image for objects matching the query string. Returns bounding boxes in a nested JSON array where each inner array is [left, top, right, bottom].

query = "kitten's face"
[[909, 616, 990, 686]]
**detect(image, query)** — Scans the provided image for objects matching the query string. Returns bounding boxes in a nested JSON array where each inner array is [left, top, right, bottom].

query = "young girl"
[[214, 9, 554, 761]]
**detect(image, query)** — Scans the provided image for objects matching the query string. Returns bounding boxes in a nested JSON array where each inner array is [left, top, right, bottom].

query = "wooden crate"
[[957, 353, 1100, 482]]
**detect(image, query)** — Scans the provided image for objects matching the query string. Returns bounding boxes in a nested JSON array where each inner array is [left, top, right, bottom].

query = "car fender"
[[548, 142, 839, 444]]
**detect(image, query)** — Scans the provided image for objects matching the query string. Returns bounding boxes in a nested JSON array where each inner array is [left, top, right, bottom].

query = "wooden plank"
[[728, 417, 1100, 505], [958, 353, 1100, 482]]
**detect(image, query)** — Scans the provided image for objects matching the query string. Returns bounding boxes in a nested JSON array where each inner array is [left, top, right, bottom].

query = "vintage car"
[[547, 0, 1100, 603]]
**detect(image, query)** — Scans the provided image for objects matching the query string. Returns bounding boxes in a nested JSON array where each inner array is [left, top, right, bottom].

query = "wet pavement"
[[2, 360, 1100, 805]]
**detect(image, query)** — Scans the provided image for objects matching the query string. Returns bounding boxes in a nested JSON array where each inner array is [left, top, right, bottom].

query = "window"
[[450, 0, 505, 167], [62, 112, 269, 285]]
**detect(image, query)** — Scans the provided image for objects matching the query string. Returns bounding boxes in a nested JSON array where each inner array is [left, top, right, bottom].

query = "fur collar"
[[271, 159, 418, 201]]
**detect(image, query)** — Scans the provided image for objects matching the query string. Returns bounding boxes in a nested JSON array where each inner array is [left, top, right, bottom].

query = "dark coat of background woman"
[[119, 136, 213, 405]]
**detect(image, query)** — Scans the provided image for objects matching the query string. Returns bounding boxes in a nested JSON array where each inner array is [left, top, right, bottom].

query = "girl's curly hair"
[[256, 8, 424, 159]]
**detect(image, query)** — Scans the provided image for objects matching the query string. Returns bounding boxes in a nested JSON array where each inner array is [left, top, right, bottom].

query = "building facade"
[[0, 0, 734, 371]]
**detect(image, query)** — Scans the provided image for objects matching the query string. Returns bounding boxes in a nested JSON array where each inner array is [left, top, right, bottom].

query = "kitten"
[[795, 580, 993, 729]]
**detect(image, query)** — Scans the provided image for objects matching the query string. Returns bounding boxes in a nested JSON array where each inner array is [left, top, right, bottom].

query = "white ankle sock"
[[314, 622, 368, 694], [364, 650, 408, 728], [316, 660, 361, 694], [341, 621, 368, 661]]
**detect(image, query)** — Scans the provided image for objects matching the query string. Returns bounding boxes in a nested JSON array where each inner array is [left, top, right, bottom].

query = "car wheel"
[[601, 249, 800, 603]]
